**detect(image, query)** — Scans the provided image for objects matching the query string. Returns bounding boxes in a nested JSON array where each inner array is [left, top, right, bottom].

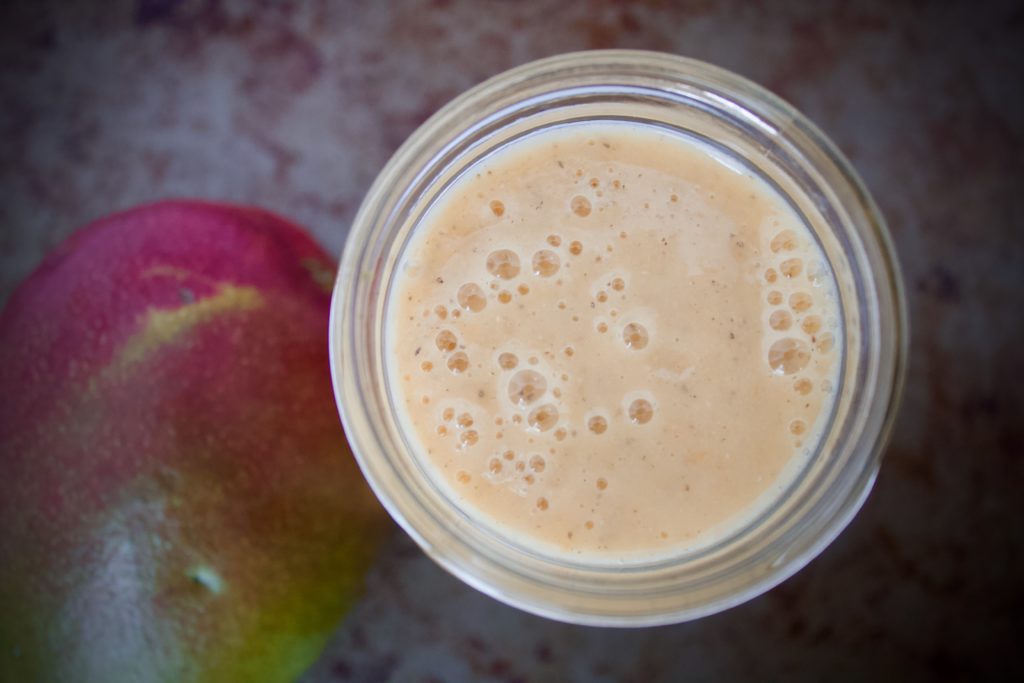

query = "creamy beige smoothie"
[[385, 122, 840, 560]]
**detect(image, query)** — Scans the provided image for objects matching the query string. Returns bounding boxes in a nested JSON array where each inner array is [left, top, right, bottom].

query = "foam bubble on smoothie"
[[587, 414, 609, 435], [435, 329, 457, 352], [628, 398, 655, 424], [770, 230, 798, 252], [508, 369, 547, 406], [622, 322, 649, 350], [527, 404, 560, 432], [767, 338, 811, 375], [457, 283, 487, 312], [806, 260, 828, 286], [571, 195, 592, 217], [532, 250, 561, 277], [447, 352, 469, 373], [769, 310, 793, 331], [780, 257, 803, 278], [789, 291, 813, 313], [487, 249, 521, 279]]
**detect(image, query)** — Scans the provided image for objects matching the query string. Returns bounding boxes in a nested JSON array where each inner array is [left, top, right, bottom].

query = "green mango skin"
[[0, 201, 389, 683]]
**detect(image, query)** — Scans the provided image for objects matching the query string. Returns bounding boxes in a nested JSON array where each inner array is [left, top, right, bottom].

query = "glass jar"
[[329, 50, 907, 626]]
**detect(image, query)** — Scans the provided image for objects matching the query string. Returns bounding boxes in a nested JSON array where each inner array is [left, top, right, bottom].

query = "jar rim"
[[330, 50, 908, 626]]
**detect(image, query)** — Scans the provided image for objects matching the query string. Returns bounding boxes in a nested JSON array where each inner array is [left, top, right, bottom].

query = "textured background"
[[2, 1, 1022, 681]]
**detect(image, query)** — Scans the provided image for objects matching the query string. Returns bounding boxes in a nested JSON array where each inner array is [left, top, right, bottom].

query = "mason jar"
[[329, 50, 907, 626]]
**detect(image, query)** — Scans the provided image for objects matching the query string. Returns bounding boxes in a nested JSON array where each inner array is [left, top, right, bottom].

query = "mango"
[[0, 201, 388, 683]]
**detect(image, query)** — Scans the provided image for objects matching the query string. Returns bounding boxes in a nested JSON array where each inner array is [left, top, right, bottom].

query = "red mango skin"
[[0, 201, 389, 683]]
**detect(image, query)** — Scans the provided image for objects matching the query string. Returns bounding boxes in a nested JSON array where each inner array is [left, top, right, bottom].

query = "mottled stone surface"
[[1, 1, 1022, 681]]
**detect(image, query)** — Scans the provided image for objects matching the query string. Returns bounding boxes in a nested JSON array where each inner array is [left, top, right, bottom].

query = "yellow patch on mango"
[[113, 284, 263, 371], [302, 258, 336, 295], [141, 265, 203, 282]]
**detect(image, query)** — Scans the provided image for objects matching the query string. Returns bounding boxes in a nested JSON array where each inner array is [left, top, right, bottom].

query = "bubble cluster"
[[762, 229, 838, 399]]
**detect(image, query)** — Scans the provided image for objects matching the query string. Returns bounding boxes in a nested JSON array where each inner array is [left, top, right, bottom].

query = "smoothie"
[[385, 122, 840, 559]]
